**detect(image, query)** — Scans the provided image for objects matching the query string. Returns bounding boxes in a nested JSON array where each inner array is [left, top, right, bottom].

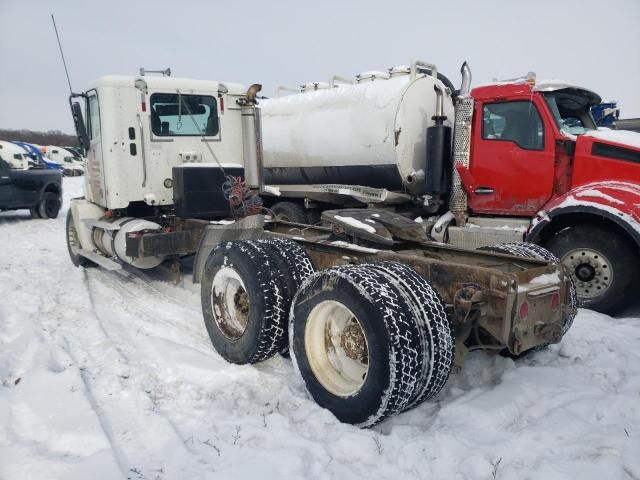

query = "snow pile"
[[585, 129, 640, 149], [575, 189, 625, 205], [1, 177, 639, 479], [529, 271, 561, 285], [262, 185, 281, 197], [330, 241, 379, 253], [333, 215, 377, 234]]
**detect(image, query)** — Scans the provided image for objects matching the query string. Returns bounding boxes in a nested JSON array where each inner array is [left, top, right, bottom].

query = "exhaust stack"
[[459, 62, 472, 98], [239, 84, 264, 189], [449, 62, 474, 226]]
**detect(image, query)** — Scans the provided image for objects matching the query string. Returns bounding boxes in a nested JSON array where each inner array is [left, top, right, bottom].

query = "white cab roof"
[[88, 75, 247, 96]]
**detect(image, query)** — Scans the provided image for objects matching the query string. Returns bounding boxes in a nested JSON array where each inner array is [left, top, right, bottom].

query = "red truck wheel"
[[545, 225, 638, 315]]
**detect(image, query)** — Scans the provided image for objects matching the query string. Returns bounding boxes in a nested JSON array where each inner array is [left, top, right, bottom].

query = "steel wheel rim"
[[211, 267, 250, 340], [305, 300, 369, 397], [561, 248, 612, 299]]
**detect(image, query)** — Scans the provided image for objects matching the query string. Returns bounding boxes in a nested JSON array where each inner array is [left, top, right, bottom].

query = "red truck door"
[[467, 98, 555, 215]]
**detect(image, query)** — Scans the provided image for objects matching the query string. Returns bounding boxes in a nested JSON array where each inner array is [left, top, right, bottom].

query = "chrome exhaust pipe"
[[246, 84, 262, 104], [459, 62, 472, 98], [434, 84, 444, 118]]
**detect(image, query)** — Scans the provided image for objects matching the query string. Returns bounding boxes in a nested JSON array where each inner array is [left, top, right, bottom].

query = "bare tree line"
[[0, 129, 79, 147]]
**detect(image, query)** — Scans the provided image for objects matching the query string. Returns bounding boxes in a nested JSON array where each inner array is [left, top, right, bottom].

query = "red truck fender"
[[526, 181, 640, 248]]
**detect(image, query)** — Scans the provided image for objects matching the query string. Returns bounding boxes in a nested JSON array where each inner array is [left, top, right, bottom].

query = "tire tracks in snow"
[[39, 266, 215, 479], [89, 267, 214, 356]]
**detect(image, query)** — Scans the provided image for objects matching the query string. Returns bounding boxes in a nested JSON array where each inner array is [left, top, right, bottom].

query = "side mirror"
[[69, 96, 90, 154]]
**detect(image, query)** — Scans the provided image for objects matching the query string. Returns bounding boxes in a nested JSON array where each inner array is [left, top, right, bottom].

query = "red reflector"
[[519, 302, 529, 319], [141, 101, 147, 112], [220, 97, 225, 112], [551, 293, 560, 310]]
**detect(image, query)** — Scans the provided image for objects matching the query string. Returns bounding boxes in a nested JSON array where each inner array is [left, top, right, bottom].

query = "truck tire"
[[479, 242, 577, 334], [38, 191, 61, 219], [289, 264, 445, 427], [255, 239, 316, 355], [366, 262, 453, 409], [257, 239, 315, 287], [66, 210, 96, 268], [543, 225, 637, 315], [200, 240, 288, 364], [271, 202, 308, 224]]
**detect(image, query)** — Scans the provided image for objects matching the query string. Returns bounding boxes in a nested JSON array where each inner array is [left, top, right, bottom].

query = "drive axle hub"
[[340, 322, 368, 361]]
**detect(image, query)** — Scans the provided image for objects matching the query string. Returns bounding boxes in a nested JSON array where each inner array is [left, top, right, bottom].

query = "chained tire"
[[66, 210, 95, 268], [201, 240, 289, 364], [289, 263, 453, 427], [366, 262, 454, 410], [256, 239, 315, 290], [255, 239, 316, 355], [543, 225, 637, 315]]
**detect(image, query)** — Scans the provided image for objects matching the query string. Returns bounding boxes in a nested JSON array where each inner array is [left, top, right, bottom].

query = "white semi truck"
[[0, 141, 30, 170], [66, 63, 579, 426], [43, 145, 84, 176]]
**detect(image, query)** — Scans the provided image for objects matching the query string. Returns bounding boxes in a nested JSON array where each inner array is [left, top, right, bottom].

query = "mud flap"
[[192, 215, 266, 284]]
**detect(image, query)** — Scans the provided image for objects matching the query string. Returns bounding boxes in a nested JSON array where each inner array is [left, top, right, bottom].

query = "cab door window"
[[87, 94, 101, 141], [482, 101, 544, 150]]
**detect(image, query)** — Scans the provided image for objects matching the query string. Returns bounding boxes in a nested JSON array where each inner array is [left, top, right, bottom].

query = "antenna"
[[51, 14, 73, 94]]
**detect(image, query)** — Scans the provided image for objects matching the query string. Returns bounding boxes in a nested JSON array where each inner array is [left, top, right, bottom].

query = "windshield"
[[543, 89, 597, 136]]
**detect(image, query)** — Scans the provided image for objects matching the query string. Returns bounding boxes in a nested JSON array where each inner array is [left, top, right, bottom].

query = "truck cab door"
[[0, 160, 13, 208], [86, 90, 106, 205], [467, 99, 555, 215]]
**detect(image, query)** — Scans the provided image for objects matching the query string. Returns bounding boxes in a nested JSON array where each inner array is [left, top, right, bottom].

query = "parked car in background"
[[0, 154, 62, 218], [12, 141, 64, 171]]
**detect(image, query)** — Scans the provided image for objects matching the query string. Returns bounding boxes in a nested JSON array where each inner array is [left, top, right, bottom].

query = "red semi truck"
[[260, 64, 640, 314], [451, 76, 639, 314]]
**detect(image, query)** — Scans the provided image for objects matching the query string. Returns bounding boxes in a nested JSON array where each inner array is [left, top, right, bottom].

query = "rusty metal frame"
[[125, 215, 572, 365]]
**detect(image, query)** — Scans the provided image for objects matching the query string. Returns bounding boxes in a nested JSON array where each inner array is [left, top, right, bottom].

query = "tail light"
[[551, 293, 560, 310], [519, 302, 529, 319]]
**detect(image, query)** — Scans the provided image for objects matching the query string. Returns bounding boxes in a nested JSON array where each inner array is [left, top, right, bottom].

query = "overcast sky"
[[0, 0, 638, 133]]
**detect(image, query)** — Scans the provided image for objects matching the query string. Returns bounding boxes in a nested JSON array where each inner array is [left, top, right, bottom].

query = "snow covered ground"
[[1, 177, 639, 480]]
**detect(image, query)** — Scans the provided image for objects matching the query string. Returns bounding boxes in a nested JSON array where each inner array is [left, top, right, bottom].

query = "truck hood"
[[578, 129, 640, 153], [568, 128, 640, 188]]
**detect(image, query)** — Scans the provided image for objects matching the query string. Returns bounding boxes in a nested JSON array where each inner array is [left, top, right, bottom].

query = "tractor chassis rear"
[[174, 216, 573, 365]]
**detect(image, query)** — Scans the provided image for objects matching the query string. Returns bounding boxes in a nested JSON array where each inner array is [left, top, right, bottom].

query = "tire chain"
[[366, 262, 454, 409], [291, 264, 424, 427], [218, 241, 287, 362]]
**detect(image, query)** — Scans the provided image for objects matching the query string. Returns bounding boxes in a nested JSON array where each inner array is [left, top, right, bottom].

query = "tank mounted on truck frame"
[[65, 62, 579, 426]]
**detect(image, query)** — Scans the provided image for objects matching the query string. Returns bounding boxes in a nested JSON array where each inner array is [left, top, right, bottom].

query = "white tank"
[[260, 71, 455, 195]]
